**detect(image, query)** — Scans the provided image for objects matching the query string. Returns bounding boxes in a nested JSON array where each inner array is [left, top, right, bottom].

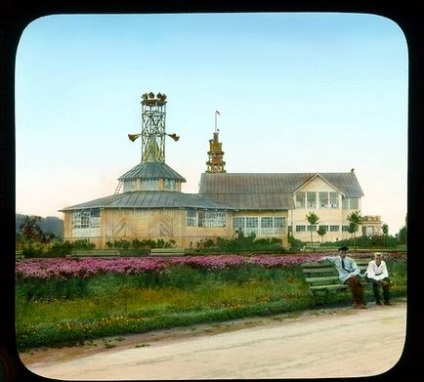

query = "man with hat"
[[365, 252, 391, 306], [320, 246, 367, 309]]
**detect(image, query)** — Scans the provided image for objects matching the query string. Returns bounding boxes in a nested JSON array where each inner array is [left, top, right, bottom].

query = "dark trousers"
[[366, 276, 391, 304], [345, 276, 365, 305]]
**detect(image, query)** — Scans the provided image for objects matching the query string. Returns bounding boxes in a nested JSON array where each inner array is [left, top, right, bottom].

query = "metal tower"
[[128, 92, 179, 163]]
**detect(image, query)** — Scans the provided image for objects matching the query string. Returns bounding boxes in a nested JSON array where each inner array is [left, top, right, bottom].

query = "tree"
[[306, 211, 320, 244], [347, 210, 362, 249], [317, 226, 327, 242], [382, 223, 389, 248], [397, 226, 407, 245], [20, 215, 43, 243]]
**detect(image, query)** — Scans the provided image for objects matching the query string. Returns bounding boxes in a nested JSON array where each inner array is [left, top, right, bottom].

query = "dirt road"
[[21, 301, 407, 380]]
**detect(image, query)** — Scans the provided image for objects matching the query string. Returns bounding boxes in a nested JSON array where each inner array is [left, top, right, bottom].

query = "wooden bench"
[[301, 257, 371, 305], [150, 248, 185, 256]]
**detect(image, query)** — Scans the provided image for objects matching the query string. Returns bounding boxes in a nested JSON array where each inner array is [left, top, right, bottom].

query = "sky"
[[15, 12, 408, 235]]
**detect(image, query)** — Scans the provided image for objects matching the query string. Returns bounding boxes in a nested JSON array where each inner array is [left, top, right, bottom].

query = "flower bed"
[[15, 253, 405, 281]]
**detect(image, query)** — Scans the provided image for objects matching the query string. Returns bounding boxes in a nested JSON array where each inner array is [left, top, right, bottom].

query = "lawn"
[[15, 253, 407, 350]]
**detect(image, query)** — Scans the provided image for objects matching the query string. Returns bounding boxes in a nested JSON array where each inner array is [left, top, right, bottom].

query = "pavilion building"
[[60, 92, 379, 249]]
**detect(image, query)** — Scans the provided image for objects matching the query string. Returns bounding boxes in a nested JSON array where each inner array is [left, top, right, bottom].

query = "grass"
[[15, 261, 407, 350]]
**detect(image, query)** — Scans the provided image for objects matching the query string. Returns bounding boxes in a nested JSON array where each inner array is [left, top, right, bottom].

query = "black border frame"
[[1, 2, 422, 381]]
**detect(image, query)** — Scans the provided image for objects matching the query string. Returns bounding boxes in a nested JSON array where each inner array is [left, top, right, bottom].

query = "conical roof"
[[118, 162, 186, 182]]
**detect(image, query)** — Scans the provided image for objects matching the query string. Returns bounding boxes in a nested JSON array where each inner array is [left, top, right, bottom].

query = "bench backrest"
[[301, 257, 372, 287]]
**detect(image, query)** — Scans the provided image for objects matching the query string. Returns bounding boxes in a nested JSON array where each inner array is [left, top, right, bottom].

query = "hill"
[[16, 214, 64, 239]]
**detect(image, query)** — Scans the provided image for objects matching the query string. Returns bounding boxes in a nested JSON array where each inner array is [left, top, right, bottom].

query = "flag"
[[216, 110, 220, 116]]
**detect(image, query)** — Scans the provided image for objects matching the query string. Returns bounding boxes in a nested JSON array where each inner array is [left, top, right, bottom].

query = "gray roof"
[[198, 172, 364, 210], [60, 191, 231, 211], [118, 162, 186, 182]]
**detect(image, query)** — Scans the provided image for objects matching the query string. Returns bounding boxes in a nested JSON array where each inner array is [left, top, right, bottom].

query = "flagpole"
[[215, 110, 220, 133]]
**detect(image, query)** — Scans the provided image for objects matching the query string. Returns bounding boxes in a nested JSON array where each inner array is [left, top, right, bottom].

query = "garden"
[[15, 252, 407, 351]]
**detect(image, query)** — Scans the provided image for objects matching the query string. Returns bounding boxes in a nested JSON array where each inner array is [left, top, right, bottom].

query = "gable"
[[295, 175, 343, 194]]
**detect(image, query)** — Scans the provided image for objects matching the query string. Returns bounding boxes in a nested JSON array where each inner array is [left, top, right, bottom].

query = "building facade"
[[60, 93, 381, 249], [198, 171, 366, 245]]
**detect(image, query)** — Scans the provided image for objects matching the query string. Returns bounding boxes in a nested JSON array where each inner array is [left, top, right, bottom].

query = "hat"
[[338, 246, 349, 251], [374, 252, 382, 257]]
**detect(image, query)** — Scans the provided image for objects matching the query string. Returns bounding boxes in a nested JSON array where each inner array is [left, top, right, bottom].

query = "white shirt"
[[366, 260, 389, 281], [320, 255, 361, 283]]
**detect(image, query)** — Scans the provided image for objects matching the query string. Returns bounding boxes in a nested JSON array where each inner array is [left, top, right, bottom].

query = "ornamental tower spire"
[[206, 110, 226, 173], [127, 92, 179, 163]]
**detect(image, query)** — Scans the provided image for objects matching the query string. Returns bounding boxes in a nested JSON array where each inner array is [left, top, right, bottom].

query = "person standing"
[[320, 246, 367, 309], [365, 252, 391, 306]]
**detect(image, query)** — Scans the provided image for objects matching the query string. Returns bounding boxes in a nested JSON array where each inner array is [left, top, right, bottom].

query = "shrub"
[[22, 244, 44, 258]]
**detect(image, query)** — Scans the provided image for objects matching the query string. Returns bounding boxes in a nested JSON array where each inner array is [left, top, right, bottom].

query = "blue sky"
[[15, 12, 408, 234]]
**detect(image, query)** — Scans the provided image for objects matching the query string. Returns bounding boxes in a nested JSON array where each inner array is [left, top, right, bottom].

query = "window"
[[349, 198, 359, 209], [123, 180, 137, 192], [307, 192, 316, 208], [342, 225, 350, 232], [72, 209, 100, 229], [164, 179, 176, 191], [186, 209, 197, 226], [72, 211, 89, 229], [330, 225, 340, 232], [296, 192, 305, 208], [245, 217, 259, 236], [319, 192, 328, 208], [233, 217, 244, 232], [234, 216, 285, 236], [260, 216, 286, 235], [307, 225, 317, 232], [318, 192, 338, 208], [142, 179, 158, 191], [90, 209, 100, 228], [296, 225, 306, 232], [274, 217, 285, 229], [261, 217, 273, 229], [187, 209, 226, 227], [342, 197, 359, 209], [71, 209, 101, 237], [199, 211, 226, 227], [329, 192, 338, 208]]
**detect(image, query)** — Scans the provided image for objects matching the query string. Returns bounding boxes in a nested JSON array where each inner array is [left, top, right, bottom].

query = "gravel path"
[[21, 300, 407, 380]]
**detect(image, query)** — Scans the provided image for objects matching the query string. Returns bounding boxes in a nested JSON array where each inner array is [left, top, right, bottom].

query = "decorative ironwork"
[[128, 92, 179, 163]]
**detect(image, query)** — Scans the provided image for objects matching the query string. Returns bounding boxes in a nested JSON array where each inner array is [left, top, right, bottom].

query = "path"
[[21, 301, 407, 380]]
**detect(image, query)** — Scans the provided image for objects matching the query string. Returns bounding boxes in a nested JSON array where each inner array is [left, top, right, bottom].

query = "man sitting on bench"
[[319, 246, 367, 309], [364, 252, 392, 306]]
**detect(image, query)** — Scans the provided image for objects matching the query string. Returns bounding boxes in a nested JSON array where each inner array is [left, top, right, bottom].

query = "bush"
[[22, 245, 44, 258], [72, 239, 95, 250], [105, 238, 177, 252], [212, 234, 285, 253], [45, 241, 74, 257]]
